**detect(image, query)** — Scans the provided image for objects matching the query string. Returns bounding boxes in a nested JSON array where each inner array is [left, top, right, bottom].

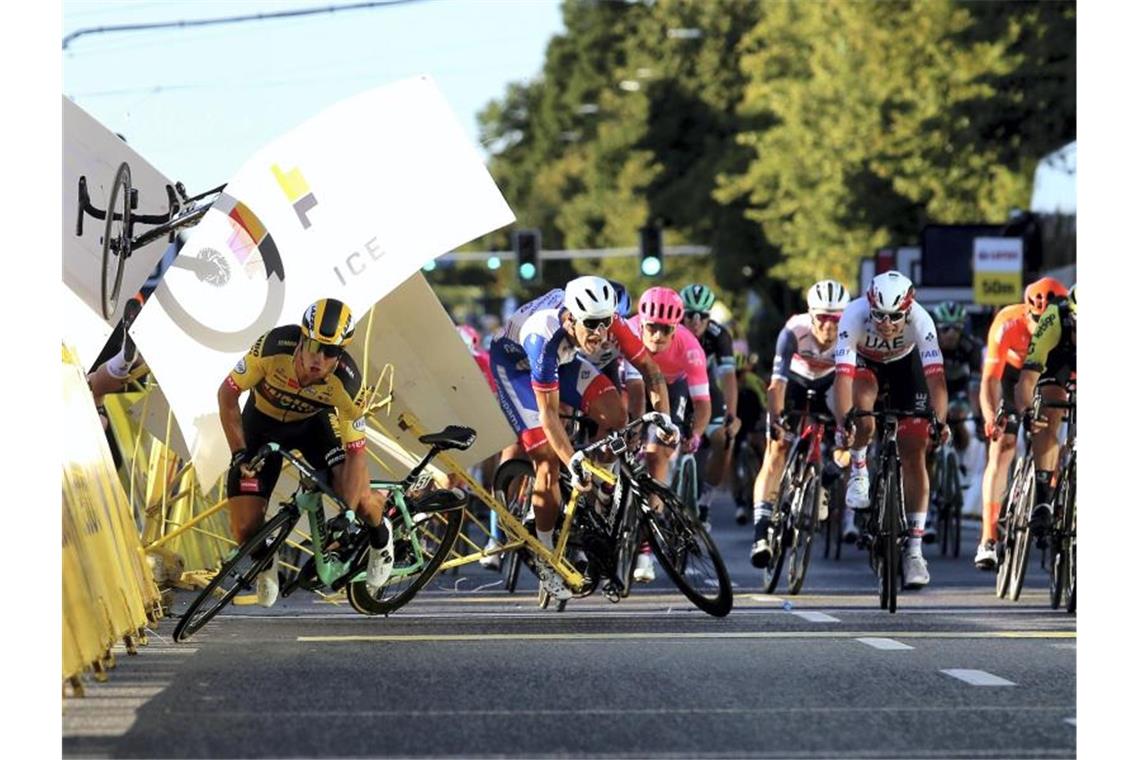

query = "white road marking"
[[1065, 717, 1076, 727], [940, 669, 1016, 686], [857, 637, 914, 651], [791, 611, 840, 623]]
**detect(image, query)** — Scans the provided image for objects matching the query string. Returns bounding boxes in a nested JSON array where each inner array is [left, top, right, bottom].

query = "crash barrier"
[[63, 345, 162, 696]]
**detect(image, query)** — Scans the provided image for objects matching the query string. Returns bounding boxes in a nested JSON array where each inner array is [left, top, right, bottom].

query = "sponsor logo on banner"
[[973, 237, 1023, 306], [272, 164, 319, 229]]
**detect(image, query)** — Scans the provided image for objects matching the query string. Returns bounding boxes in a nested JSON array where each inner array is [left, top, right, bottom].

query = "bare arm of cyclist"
[[627, 376, 647, 419], [979, 375, 1002, 437], [536, 386, 577, 467], [217, 378, 247, 456], [691, 398, 712, 442], [766, 378, 788, 435], [629, 351, 670, 417]]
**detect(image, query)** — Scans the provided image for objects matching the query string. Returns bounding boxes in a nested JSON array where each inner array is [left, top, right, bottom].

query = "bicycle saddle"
[[418, 425, 477, 451]]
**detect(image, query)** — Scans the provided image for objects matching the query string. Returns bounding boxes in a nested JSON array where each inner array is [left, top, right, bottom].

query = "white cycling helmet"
[[564, 276, 616, 320], [807, 279, 850, 313], [866, 270, 915, 315]]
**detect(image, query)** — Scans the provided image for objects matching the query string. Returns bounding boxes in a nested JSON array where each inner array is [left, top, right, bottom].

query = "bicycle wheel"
[[879, 458, 901, 613], [640, 478, 733, 617], [612, 481, 642, 598], [786, 466, 820, 595], [762, 461, 796, 594], [492, 458, 535, 594], [101, 162, 133, 320], [1049, 462, 1075, 610], [1066, 542, 1076, 614], [677, 454, 700, 518], [1008, 467, 1036, 602], [172, 507, 299, 642], [995, 457, 1025, 598], [347, 504, 462, 616], [945, 449, 964, 559]]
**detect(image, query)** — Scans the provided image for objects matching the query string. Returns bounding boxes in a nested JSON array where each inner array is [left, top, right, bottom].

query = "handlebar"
[[579, 411, 676, 459]]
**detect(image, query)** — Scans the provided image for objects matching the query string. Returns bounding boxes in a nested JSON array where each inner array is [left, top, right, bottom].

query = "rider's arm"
[[627, 376, 647, 419], [766, 378, 787, 426], [979, 375, 1002, 428], [680, 326, 712, 439], [913, 307, 948, 424], [769, 325, 797, 421], [715, 327, 738, 421], [217, 344, 267, 454], [612, 316, 670, 416], [832, 310, 860, 428], [536, 387, 577, 466], [692, 399, 712, 440]]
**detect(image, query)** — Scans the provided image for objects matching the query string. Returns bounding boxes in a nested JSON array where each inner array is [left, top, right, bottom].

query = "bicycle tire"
[[677, 454, 700, 518], [641, 478, 733, 617], [492, 458, 535, 594], [763, 460, 796, 594], [945, 449, 964, 559], [172, 507, 299, 642], [787, 466, 820, 595], [346, 506, 462, 615], [613, 482, 642, 598], [101, 162, 132, 320], [881, 456, 901, 613], [994, 457, 1025, 598], [1049, 461, 1076, 611], [1008, 467, 1036, 602], [1066, 542, 1076, 614]]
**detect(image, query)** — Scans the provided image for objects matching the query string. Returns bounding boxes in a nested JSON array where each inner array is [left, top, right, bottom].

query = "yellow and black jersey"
[[225, 325, 367, 448]]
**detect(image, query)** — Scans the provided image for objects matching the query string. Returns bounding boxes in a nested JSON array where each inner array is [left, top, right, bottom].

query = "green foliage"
[[472, 0, 1075, 351]]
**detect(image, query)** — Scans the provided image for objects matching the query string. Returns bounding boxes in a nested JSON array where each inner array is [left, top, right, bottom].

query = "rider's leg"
[[899, 424, 931, 558], [528, 442, 563, 547], [1031, 381, 1067, 514], [752, 435, 790, 542], [846, 371, 879, 512], [981, 431, 1017, 543]]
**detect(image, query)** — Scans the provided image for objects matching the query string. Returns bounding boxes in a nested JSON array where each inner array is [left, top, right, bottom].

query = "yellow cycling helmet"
[[301, 298, 355, 347]]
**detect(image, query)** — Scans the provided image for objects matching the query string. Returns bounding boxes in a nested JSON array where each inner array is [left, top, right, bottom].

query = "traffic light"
[[513, 229, 541, 284], [639, 225, 663, 277]]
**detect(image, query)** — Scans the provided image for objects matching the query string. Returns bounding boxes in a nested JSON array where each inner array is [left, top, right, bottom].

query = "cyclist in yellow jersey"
[[1016, 286, 1076, 536], [217, 298, 393, 607]]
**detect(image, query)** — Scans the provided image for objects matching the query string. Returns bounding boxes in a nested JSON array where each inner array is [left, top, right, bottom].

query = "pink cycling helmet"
[[638, 287, 685, 325]]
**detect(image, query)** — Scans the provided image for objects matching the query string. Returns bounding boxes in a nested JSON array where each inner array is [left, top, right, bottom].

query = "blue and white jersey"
[[496, 289, 576, 391]]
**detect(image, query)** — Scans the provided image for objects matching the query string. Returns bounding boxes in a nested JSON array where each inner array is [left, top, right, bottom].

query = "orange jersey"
[[983, 304, 1033, 380]]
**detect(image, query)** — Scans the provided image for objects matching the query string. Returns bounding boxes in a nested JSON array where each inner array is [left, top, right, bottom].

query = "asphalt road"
[[64, 501, 1076, 759]]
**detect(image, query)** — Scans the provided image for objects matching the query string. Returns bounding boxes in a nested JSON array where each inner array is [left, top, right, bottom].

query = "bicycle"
[[929, 439, 964, 558], [760, 388, 832, 595], [839, 408, 937, 613], [76, 161, 225, 319], [994, 401, 1043, 602], [171, 425, 473, 641], [495, 412, 734, 616], [731, 436, 761, 525], [1041, 385, 1076, 612]]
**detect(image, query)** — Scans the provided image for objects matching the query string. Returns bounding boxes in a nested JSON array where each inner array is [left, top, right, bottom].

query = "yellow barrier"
[[63, 345, 162, 695]]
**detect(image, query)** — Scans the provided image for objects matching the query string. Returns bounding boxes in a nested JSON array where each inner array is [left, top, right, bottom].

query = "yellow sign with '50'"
[[974, 272, 1022, 305]]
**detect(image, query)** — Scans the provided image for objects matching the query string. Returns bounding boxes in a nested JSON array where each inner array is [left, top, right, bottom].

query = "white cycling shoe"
[[535, 558, 572, 601], [902, 554, 930, 589], [974, 540, 998, 571], [633, 553, 656, 583], [846, 472, 871, 510], [479, 537, 503, 571], [255, 554, 279, 608], [366, 518, 396, 594]]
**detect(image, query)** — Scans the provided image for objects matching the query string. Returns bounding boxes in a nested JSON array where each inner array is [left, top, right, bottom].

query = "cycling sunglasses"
[[870, 310, 906, 324], [684, 310, 710, 320], [644, 322, 676, 335], [812, 313, 841, 324], [580, 315, 613, 332], [300, 338, 344, 358]]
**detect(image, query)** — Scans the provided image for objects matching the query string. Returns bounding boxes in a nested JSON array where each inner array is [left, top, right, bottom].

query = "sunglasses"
[[870, 310, 906, 324], [937, 323, 963, 332], [300, 338, 344, 358], [644, 322, 675, 335], [684, 310, 710, 320], [812, 313, 841, 325], [580, 316, 613, 332]]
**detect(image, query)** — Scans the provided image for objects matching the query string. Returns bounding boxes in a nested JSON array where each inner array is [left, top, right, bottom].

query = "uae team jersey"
[[497, 288, 646, 391], [626, 315, 710, 401], [772, 312, 838, 385], [834, 298, 944, 377]]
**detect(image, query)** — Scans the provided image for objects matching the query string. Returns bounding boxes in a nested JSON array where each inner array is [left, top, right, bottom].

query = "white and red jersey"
[[834, 297, 944, 377], [626, 315, 710, 401], [772, 312, 837, 383]]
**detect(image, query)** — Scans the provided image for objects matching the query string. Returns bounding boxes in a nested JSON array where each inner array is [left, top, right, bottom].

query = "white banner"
[[130, 75, 514, 486]]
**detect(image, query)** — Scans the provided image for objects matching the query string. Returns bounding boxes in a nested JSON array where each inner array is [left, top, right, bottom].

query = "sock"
[[983, 501, 1000, 543], [537, 528, 554, 550], [368, 520, 390, 549], [753, 501, 773, 541], [1035, 470, 1055, 506], [698, 480, 714, 509], [850, 447, 868, 477], [906, 514, 925, 556]]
